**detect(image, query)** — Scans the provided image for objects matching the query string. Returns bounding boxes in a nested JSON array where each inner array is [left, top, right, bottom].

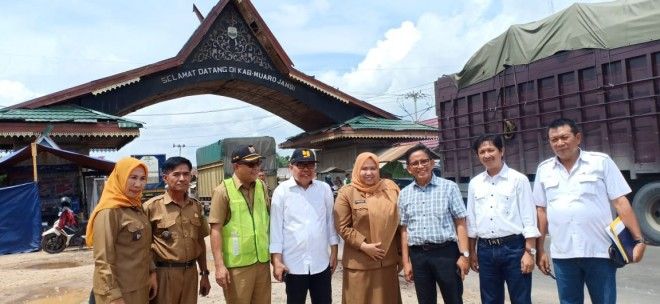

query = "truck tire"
[[633, 182, 660, 245]]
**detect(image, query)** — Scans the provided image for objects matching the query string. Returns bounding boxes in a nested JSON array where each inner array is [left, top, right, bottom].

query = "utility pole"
[[401, 91, 428, 122], [173, 144, 185, 156]]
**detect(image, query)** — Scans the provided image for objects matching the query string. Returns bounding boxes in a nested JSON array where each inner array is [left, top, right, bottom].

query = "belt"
[[479, 234, 523, 246], [156, 260, 196, 268], [410, 241, 454, 251]]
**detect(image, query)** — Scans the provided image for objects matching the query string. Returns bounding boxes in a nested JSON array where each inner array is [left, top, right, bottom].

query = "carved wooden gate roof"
[[10, 0, 395, 131]]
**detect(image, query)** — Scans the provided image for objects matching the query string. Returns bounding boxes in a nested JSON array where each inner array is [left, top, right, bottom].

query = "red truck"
[[434, 4, 660, 244]]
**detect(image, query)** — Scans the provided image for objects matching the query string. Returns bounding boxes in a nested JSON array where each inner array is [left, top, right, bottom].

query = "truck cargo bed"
[[435, 40, 660, 182]]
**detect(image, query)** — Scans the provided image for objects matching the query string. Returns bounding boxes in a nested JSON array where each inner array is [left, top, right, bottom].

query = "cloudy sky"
[[0, 0, 603, 162]]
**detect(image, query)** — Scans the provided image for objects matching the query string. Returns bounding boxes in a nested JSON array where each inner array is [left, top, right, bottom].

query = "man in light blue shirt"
[[399, 144, 469, 304], [269, 148, 338, 304]]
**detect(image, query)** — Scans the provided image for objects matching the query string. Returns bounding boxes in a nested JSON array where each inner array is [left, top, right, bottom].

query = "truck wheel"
[[633, 182, 660, 245]]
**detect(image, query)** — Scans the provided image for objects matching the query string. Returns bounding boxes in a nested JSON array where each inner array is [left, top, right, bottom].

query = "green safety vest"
[[221, 178, 270, 267]]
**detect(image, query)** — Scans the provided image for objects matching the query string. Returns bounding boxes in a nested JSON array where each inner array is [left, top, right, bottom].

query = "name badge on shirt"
[[354, 200, 366, 204]]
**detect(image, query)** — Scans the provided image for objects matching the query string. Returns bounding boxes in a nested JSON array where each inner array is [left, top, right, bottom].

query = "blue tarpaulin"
[[0, 182, 41, 254]]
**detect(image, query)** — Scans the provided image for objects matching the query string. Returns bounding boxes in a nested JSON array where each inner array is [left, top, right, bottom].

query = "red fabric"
[[57, 210, 77, 229]]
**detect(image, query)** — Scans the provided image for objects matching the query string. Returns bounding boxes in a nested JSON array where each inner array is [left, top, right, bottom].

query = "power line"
[[127, 105, 251, 117], [136, 120, 289, 143], [0, 49, 457, 74], [143, 114, 276, 130]]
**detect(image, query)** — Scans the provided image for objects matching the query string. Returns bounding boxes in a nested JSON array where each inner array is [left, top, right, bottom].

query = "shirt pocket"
[[156, 218, 177, 241], [188, 216, 201, 240], [125, 221, 146, 244], [351, 202, 369, 225], [496, 184, 515, 216], [575, 174, 599, 197], [542, 178, 560, 202], [473, 189, 488, 205]]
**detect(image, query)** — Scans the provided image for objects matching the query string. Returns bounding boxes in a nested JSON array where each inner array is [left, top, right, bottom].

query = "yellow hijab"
[[85, 157, 148, 246]]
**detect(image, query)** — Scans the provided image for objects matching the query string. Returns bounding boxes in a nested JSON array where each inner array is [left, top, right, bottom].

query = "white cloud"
[[0, 80, 40, 106], [314, 0, 606, 120], [3, 0, 609, 160]]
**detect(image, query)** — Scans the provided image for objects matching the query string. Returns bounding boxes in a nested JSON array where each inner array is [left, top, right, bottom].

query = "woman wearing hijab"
[[86, 157, 157, 304], [334, 152, 402, 304]]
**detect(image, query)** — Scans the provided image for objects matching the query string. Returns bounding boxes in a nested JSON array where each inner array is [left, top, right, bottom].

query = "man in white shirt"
[[269, 148, 339, 304], [466, 134, 540, 304], [533, 118, 647, 304]]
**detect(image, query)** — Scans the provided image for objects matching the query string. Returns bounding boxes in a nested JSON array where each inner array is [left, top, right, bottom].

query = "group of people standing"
[[85, 117, 647, 304]]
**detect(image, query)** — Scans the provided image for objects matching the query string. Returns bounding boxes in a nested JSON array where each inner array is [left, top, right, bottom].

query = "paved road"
[[1, 240, 657, 303], [522, 241, 660, 304]]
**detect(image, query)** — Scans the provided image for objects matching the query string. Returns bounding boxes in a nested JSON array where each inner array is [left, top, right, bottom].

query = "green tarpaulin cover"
[[451, 0, 660, 89]]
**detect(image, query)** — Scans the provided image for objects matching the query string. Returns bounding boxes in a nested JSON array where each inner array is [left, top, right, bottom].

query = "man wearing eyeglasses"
[[269, 148, 338, 304], [399, 144, 469, 304], [208, 145, 271, 304]]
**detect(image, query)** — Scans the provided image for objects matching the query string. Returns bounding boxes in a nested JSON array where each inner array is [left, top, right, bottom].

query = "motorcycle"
[[41, 219, 87, 254]]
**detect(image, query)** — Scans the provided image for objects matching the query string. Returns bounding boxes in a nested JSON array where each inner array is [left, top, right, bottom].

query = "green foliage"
[[380, 161, 411, 179], [276, 154, 290, 167]]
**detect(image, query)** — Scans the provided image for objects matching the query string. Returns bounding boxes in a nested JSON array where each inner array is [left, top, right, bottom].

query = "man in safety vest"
[[209, 144, 270, 304]]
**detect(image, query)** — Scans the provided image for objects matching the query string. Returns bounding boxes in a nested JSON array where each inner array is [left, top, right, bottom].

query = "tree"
[[276, 154, 290, 167]]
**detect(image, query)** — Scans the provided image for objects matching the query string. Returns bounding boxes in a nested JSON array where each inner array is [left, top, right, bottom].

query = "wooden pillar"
[[31, 142, 38, 182]]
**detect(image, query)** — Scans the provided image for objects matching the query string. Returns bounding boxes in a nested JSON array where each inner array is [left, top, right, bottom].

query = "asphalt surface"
[[525, 240, 660, 304], [1, 239, 657, 303]]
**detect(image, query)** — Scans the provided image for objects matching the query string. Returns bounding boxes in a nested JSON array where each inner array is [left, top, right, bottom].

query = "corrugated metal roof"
[[0, 105, 143, 128], [410, 117, 439, 149], [282, 115, 438, 148], [342, 115, 437, 131]]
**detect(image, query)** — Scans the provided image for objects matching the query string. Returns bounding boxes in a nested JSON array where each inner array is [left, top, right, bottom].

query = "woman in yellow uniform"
[[86, 157, 157, 304], [334, 152, 402, 304]]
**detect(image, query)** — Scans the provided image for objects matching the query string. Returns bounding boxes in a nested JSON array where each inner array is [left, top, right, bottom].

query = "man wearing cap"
[[209, 145, 270, 304], [270, 148, 338, 304], [143, 156, 211, 303]]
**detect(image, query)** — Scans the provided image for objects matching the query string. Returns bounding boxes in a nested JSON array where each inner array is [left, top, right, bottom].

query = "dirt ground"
[[1, 237, 562, 304]]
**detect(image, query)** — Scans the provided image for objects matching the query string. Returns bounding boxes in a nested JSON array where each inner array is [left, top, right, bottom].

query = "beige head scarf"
[[350, 152, 400, 254]]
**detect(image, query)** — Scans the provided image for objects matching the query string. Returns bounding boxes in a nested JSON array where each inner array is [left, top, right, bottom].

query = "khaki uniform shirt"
[[208, 174, 270, 225], [93, 207, 152, 301], [334, 181, 401, 270], [143, 192, 210, 263]]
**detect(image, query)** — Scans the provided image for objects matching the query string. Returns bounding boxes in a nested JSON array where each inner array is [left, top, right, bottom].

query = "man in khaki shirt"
[[144, 157, 210, 304], [209, 145, 270, 304]]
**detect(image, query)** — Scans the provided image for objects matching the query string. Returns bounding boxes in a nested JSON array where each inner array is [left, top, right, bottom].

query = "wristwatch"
[[200, 269, 210, 276], [526, 248, 537, 255], [461, 251, 470, 258]]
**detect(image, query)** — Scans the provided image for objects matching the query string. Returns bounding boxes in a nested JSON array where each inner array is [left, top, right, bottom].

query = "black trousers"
[[409, 241, 463, 304], [285, 266, 332, 304]]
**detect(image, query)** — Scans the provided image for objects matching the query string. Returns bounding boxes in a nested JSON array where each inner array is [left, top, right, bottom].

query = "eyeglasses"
[[408, 159, 431, 168], [293, 162, 316, 170], [238, 161, 261, 168]]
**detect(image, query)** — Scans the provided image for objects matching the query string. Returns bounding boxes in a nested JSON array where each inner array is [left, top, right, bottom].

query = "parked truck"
[[132, 154, 166, 201], [434, 1, 660, 244], [195, 137, 277, 213]]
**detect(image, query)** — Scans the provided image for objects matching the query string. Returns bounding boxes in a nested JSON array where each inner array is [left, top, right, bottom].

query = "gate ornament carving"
[[190, 4, 273, 70]]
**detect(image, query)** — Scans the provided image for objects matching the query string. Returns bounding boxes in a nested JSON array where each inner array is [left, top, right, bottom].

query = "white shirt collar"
[[481, 163, 509, 181], [284, 176, 316, 189], [552, 148, 591, 169]]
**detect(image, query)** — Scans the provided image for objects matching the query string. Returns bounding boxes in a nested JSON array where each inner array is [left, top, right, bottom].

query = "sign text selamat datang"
[[160, 66, 296, 91]]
